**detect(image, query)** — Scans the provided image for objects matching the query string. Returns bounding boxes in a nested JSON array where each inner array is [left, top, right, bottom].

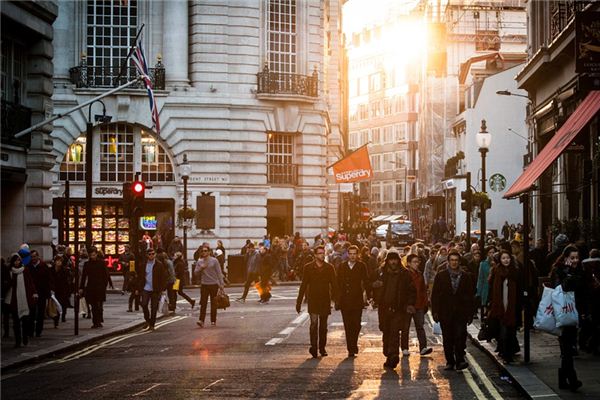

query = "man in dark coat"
[[135, 248, 169, 331], [27, 250, 54, 337], [377, 249, 416, 369], [336, 245, 369, 357], [431, 249, 476, 371], [296, 245, 338, 358], [79, 248, 113, 328]]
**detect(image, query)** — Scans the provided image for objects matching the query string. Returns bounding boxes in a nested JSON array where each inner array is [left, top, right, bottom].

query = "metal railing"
[[267, 163, 298, 185], [69, 59, 165, 90], [1, 100, 31, 147], [257, 65, 318, 97], [550, 1, 590, 42]]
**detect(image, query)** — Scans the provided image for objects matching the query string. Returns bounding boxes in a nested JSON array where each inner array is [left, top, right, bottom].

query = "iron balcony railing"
[[267, 163, 298, 185], [69, 59, 165, 90], [257, 65, 318, 98], [1, 100, 32, 147], [550, 1, 590, 42]]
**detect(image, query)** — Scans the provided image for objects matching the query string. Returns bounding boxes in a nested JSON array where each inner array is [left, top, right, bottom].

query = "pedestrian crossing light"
[[460, 189, 472, 212], [133, 181, 145, 195]]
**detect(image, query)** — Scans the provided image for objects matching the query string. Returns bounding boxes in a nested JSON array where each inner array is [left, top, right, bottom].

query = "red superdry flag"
[[131, 35, 160, 134], [331, 145, 373, 183]]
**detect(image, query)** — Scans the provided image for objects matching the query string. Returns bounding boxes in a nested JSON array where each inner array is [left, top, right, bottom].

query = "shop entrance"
[[267, 199, 293, 238]]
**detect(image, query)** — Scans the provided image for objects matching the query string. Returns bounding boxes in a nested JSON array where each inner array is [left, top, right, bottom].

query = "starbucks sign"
[[489, 173, 506, 192]]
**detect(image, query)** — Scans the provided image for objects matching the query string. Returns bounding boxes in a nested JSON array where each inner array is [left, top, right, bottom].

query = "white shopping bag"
[[534, 286, 561, 335], [158, 293, 169, 315], [50, 294, 63, 316], [432, 321, 442, 335], [552, 284, 579, 328]]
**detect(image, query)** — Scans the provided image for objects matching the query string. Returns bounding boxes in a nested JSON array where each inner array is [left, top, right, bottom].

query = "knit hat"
[[385, 248, 401, 260], [554, 234, 569, 248], [371, 247, 379, 256]]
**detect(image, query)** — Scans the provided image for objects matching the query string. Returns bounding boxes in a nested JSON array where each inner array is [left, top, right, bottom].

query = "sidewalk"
[[1, 292, 147, 372], [467, 319, 600, 399]]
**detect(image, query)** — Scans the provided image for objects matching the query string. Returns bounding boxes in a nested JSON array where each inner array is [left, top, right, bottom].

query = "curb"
[[1, 316, 162, 373], [466, 325, 560, 400]]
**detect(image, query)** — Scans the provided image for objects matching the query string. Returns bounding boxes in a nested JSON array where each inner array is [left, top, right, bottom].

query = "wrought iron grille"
[[257, 65, 318, 97], [1, 100, 31, 147], [69, 59, 165, 90], [267, 163, 298, 185], [550, 1, 590, 42]]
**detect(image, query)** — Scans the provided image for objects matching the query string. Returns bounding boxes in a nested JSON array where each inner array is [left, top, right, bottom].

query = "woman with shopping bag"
[[550, 245, 586, 391]]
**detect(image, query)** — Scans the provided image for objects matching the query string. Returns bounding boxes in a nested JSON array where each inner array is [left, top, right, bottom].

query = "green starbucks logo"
[[489, 173, 506, 192]]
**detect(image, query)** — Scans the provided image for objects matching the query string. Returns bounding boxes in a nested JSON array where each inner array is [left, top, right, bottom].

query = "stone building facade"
[[50, 0, 345, 261]]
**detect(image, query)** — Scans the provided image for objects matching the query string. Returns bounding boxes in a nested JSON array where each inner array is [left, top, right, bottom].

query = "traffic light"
[[131, 180, 145, 217], [460, 189, 472, 212], [122, 182, 132, 215]]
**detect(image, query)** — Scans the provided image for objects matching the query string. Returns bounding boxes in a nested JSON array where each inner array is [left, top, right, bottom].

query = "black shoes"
[[559, 368, 582, 391], [384, 356, 399, 369], [320, 349, 328, 357], [309, 347, 318, 358], [348, 352, 356, 358], [456, 362, 469, 371], [444, 363, 455, 371]]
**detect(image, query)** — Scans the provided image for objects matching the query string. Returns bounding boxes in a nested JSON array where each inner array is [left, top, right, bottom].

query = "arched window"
[[59, 123, 174, 182]]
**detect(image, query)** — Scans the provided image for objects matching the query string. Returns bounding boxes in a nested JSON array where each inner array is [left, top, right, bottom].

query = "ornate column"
[[162, 0, 189, 87]]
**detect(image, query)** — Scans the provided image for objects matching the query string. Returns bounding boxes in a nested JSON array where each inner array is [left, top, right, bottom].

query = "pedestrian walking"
[[296, 245, 338, 358], [431, 249, 476, 371], [402, 254, 433, 356], [550, 245, 585, 391], [136, 248, 169, 331], [79, 248, 113, 328], [237, 242, 259, 303], [376, 249, 416, 369], [257, 243, 274, 304], [157, 250, 177, 313], [476, 246, 495, 318], [26, 250, 53, 338], [173, 252, 195, 309], [194, 244, 225, 327], [1, 257, 12, 338], [4, 254, 37, 347], [50, 255, 72, 325], [167, 236, 184, 259], [125, 268, 140, 312], [487, 250, 522, 363], [336, 245, 369, 357], [118, 245, 135, 293]]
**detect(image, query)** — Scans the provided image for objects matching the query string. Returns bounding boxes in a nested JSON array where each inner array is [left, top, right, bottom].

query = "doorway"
[[267, 199, 293, 237]]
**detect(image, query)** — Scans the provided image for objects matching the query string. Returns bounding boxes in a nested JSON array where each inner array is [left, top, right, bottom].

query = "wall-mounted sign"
[[576, 11, 600, 73], [190, 176, 230, 184], [95, 187, 123, 196], [489, 173, 507, 192], [140, 215, 157, 230]]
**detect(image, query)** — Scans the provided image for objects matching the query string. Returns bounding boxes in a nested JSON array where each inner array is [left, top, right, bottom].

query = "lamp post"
[[476, 119, 491, 251], [181, 154, 191, 267]]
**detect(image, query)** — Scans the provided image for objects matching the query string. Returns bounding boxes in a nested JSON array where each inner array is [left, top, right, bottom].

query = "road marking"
[[461, 369, 489, 400], [278, 327, 295, 335], [265, 337, 284, 346], [465, 353, 503, 400], [131, 383, 162, 397], [80, 381, 115, 393], [291, 312, 309, 325], [265, 312, 308, 345], [202, 378, 224, 391]]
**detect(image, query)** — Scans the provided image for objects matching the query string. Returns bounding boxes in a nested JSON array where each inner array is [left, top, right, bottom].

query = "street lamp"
[[476, 119, 491, 250], [181, 154, 191, 267], [496, 90, 530, 100]]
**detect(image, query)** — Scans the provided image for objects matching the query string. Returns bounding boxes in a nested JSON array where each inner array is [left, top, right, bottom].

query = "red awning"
[[504, 90, 600, 199]]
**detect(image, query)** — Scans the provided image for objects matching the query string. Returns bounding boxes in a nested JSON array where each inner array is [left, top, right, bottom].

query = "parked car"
[[375, 223, 389, 241], [386, 220, 414, 248]]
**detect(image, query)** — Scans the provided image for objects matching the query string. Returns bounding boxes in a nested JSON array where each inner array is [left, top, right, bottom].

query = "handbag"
[[172, 279, 180, 292], [534, 286, 561, 335], [477, 318, 499, 342], [46, 298, 58, 318], [158, 293, 169, 315], [50, 294, 63, 315], [216, 288, 230, 310], [79, 297, 88, 316], [432, 321, 442, 335], [552, 284, 579, 328]]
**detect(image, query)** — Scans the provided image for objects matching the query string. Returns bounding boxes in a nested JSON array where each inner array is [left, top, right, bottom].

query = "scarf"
[[448, 267, 462, 294], [489, 265, 518, 327], [4, 267, 30, 319]]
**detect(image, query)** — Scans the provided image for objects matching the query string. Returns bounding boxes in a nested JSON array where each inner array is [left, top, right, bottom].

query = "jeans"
[[309, 313, 329, 352], [380, 310, 406, 362], [440, 319, 468, 365], [30, 295, 48, 337], [241, 272, 259, 299], [129, 292, 140, 310], [141, 290, 160, 327], [401, 309, 427, 350], [90, 300, 104, 326], [11, 312, 29, 346], [341, 309, 362, 354], [200, 284, 219, 323]]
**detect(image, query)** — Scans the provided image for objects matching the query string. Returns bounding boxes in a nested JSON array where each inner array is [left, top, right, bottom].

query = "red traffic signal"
[[132, 181, 145, 195]]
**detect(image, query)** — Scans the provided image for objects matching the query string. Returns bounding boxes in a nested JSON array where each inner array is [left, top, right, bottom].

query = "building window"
[[267, 0, 297, 75], [395, 151, 407, 168], [60, 138, 87, 181], [86, 0, 138, 86], [383, 152, 394, 170], [383, 181, 394, 202], [395, 123, 407, 142], [100, 123, 135, 182], [383, 126, 393, 144], [1, 38, 26, 104], [395, 181, 405, 202], [372, 127, 381, 144], [267, 132, 297, 185], [371, 154, 382, 172], [371, 182, 381, 204], [59, 124, 174, 183]]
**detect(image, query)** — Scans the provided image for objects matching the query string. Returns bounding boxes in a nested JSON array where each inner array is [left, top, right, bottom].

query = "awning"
[[504, 91, 600, 199], [372, 215, 390, 222]]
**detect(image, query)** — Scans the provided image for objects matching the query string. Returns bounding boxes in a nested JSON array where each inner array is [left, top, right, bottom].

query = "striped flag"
[[131, 35, 160, 134]]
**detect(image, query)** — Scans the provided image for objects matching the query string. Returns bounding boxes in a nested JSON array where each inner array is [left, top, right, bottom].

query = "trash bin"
[[227, 254, 246, 284]]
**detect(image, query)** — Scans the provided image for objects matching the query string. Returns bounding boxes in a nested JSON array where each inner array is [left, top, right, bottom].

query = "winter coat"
[[80, 259, 111, 303], [136, 258, 169, 293], [476, 259, 491, 305], [27, 260, 54, 299], [296, 261, 338, 315], [431, 268, 476, 323], [51, 266, 72, 307], [336, 260, 369, 310], [7, 267, 37, 314], [379, 264, 416, 314]]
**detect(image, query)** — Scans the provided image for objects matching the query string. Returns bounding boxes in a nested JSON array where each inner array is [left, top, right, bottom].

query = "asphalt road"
[[1, 286, 525, 399]]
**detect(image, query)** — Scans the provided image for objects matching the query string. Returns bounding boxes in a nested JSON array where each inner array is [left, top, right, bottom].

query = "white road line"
[[278, 327, 295, 335], [291, 312, 309, 325], [202, 378, 224, 391], [265, 337, 283, 346], [265, 312, 308, 345], [131, 383, 162, 397], [80, 381, 115, 393]]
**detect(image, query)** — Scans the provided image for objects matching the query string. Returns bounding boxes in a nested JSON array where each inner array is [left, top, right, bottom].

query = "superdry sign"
[[331, 145, 373, 183]]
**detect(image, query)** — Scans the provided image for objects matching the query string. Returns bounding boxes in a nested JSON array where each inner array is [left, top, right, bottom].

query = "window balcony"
[[69, 59, 165, 90], [256, 65, 318, 102], [550, 1, 591, 42], [267, 163, 298, 186], [1, 100, 31, 147]]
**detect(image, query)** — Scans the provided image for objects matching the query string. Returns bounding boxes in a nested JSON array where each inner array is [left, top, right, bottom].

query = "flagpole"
[[14, 77, 143, 139], [113, 23, 146, 87]]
